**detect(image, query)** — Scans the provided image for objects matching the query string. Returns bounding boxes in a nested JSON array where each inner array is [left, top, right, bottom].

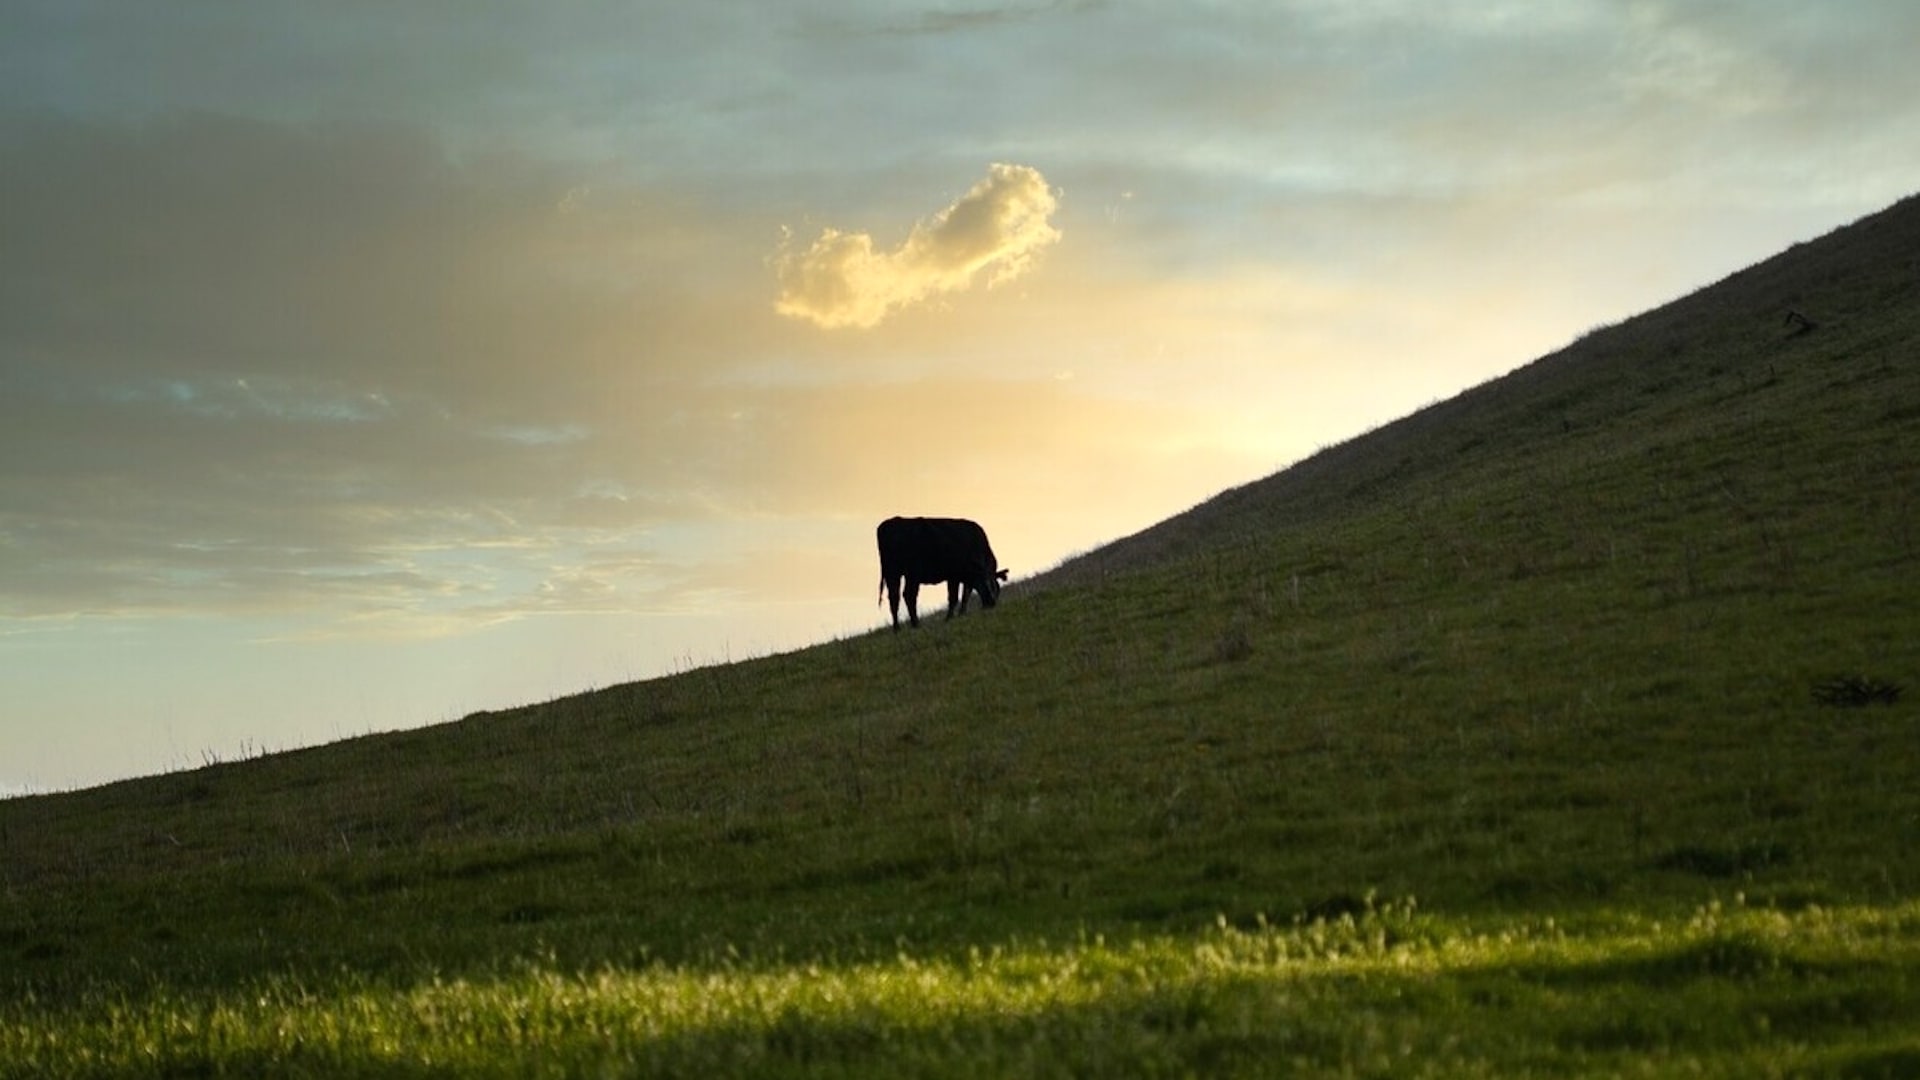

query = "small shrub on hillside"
[[1652, 842, 1792, 879], [1211, 619, 1255, 664], [1810, 675, 1904, 708]]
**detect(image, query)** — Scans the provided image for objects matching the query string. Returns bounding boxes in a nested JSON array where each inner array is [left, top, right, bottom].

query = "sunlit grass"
[[7, 898, 1917, 1078], [3, 197, 1919, 1076]]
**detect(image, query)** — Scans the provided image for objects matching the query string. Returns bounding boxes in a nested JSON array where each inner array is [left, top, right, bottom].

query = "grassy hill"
[[3, 195, 1918, 1077]]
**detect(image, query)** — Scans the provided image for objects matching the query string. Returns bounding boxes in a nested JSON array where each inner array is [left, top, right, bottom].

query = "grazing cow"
[[876, 516, 1010, 630]]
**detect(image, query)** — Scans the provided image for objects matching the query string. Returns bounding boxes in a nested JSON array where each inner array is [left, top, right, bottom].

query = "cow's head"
[[980, 567, 1010, 608]]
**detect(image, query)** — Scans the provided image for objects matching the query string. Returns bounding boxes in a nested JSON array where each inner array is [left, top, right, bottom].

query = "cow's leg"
[[885, 575, 904, 631], [947, 580, 964, 618], [904, 581, 922, 628]]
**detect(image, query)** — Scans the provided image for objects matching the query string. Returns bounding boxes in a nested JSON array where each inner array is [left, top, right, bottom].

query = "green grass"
[[8, 900, 1920, 1078], [2, 194, 1918, 1076]]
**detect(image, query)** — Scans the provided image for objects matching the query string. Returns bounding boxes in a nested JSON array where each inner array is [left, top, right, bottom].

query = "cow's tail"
[[877, 574, 884, 608]]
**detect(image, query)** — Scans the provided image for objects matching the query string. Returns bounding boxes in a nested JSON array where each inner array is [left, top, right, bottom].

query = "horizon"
[[7, 2, 1920, 793]]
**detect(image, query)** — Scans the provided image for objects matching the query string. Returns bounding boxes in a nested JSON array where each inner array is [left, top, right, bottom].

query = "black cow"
[[876, 516, 1009, 630]]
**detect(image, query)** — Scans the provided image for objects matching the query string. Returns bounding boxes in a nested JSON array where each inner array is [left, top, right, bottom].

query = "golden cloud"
[[772, 163, 1061, 329]]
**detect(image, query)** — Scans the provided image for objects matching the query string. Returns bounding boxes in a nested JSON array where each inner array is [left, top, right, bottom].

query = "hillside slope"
[[2, 194, 1917, 1076], [1034, 192, 1920, 586], [5, 189, 1916, 910]]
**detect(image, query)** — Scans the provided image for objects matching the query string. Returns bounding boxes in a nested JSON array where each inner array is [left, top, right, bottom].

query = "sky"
[[5, 1, 1920, 794]]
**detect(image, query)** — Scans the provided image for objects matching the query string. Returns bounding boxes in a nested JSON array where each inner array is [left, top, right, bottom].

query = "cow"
[[876, 516, 1009, 631]]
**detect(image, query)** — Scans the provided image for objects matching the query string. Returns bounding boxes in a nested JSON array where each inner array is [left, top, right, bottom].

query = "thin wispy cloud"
[[771, 163, 1061, 329]]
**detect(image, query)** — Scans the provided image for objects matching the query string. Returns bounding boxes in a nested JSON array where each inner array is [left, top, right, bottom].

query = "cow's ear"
[[997, 569, 1010, 580]]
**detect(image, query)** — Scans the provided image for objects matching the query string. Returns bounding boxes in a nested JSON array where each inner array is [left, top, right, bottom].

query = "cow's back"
[[878, 516, 994, 581]]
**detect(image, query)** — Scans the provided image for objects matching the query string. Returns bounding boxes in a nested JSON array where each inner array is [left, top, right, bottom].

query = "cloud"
[[772, 163, 1061, 329], [0, 114, 784, 626]]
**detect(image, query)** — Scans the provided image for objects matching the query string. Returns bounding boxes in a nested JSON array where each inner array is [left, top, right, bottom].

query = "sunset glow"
[[4, 2, 1919, 791]]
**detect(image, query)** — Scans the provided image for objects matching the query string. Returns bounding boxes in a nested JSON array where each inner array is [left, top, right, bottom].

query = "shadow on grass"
[[13, 901, 1920, 1079]]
